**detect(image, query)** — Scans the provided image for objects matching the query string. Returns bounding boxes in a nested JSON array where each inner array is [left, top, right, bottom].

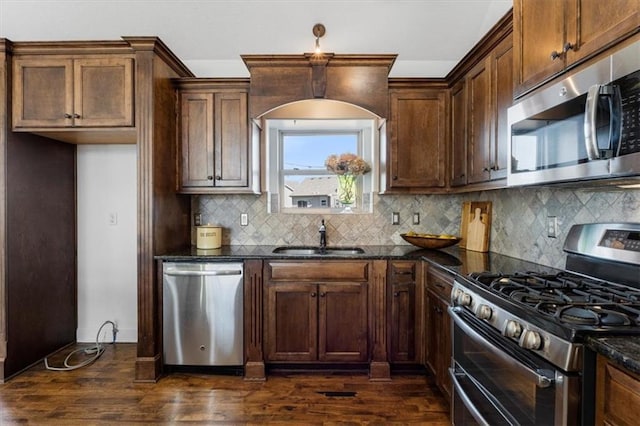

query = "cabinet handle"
[[459, 173, 465, 178], [550, 50, 561, 60], [207, 176, 214, 180], [434, 282, 445, 289], [563, 42, 575, 53], [310, 292, 317, 298], [483, 167, 490, 173]]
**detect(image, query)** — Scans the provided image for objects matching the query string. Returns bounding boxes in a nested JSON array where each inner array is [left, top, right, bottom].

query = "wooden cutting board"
[[460, 201, 492, 252]]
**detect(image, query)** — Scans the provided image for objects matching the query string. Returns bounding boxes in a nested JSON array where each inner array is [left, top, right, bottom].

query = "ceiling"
[[0, 0, 512, 78]]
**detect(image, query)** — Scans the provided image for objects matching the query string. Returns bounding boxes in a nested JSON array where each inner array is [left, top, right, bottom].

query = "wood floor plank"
[[0, 343, 450, 424]]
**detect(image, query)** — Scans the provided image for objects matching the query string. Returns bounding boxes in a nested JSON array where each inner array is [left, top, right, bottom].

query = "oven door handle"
[[449, 307, 554, 389], [450, 368, 492, 426]]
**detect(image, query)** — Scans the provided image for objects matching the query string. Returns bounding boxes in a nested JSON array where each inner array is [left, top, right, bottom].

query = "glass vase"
[[337, 174, 357, 213]]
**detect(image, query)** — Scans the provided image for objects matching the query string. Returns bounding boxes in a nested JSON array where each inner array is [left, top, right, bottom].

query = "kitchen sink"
[[272, 246, 365, 256]]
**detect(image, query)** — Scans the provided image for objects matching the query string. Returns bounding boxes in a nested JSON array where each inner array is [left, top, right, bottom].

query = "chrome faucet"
[[319, 219, 327, 250]]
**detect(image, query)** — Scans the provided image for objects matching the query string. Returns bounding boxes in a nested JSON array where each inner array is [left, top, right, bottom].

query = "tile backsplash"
[[196, 187, 640, 269]]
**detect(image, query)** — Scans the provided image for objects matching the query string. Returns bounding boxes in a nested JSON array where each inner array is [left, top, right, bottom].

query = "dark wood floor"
[[0, 343, 451, 424]]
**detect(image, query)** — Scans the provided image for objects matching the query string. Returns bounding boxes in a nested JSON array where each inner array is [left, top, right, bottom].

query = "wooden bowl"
[[400, 233, 461, 250]]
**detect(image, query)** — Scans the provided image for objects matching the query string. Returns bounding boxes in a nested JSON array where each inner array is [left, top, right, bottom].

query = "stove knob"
[[504, 320, 522, 338], [520, 329, 543, 350], [457, 292, 472, 307], [476, 304, 493, 320]]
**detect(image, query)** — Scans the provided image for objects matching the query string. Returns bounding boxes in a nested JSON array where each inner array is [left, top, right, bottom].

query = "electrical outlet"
[[194, 213, 202, 226], [392, 212, 400, 225], [547, 216, 558, 238], [413, 212, 420, 225], [108, 212, 118, 226], [241, 213, 248, 226]]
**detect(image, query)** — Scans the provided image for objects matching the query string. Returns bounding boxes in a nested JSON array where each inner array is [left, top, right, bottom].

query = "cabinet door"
[[180, 93, 215, 187], [214, 92, 248, 187], [265, 282, 317, 361], [513, 0, 566, 96], [566, 0, 639, 66], [389, 89, 447, 189], [466, 58, 492, 184], [73, 58, 134, 127], [490, 36, 513, 180], [389, 280, 416, 362], [450, 80, 467, 187], [318, 282, 368, 362], [12, 58, 73, 128], [425, 291, 441, 377]]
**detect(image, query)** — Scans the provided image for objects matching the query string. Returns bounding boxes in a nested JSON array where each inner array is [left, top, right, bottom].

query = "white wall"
[[76, 145, 137, 343]]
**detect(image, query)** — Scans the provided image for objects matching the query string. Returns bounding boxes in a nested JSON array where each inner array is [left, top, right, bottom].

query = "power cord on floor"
[[44, 320, 118, 371]]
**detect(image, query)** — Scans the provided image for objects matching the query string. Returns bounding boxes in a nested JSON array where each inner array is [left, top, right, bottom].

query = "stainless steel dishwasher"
[[162, 262, 243, 366]]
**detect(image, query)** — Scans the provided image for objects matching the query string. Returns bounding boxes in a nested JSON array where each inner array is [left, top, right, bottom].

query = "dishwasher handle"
[[164, 269, 242, 277]]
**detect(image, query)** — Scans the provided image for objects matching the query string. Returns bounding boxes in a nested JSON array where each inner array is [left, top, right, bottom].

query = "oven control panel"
[[599, 229, 640, 252]]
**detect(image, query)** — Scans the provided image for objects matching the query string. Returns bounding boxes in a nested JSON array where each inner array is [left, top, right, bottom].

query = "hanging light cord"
[[44, 320, 118, 371]]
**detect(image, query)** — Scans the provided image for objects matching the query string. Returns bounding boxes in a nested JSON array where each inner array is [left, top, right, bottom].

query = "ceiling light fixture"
[[313, 23, 326, 54]]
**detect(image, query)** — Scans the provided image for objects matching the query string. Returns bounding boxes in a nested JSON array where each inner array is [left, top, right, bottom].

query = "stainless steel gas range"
[[449, 223, 640, 426]]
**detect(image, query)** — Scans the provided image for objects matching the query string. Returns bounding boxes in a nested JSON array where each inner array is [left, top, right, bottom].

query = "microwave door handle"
[[584, 84, 602, 160], [611, 85, 623, 156], [449, 307, 554, 388]]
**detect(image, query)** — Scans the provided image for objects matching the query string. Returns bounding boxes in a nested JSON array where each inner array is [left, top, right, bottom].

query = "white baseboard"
[[76, 327, 137, 343]]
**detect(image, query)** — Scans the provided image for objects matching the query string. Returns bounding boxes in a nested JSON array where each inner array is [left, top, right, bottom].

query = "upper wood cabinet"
[[514, 0, 639, 96], [454, 34, 513, 186], [13, 57, 134, 129], [449, 80, 467, 187], [388, 86, 448, 191], [177, 81, 252, 193]]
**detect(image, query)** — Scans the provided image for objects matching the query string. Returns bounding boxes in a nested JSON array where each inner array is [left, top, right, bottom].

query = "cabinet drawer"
[[428, 266, 453, 301], [389, 261, 416, 283], [266, 261, 369, 282]]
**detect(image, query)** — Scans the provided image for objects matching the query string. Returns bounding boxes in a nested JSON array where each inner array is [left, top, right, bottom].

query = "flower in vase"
[[325, 153, 370, 206]]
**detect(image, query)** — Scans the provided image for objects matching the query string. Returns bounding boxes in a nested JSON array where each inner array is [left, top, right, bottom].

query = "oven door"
[[449, 306, 580, 426]]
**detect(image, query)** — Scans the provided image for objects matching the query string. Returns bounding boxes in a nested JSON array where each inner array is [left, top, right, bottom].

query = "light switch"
[[241, 213, 248, 226], [108, 212, 118, 226]]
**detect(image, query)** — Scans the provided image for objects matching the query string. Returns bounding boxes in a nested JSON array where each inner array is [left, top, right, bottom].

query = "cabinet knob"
[[550, 50, 561, 60], [393, 176, 398, 180], [73, 113, 81, 119], [483, 167, 490, 173], [207, 176, 214, 180], [563, 42, 575, 53], [393, 291, 399, 297], [215, 175, 222, 181], [64, 113, 73, 119], [320, 292, 326, 297], [459, 173, 465, 178], [310, 292, 316, 298]]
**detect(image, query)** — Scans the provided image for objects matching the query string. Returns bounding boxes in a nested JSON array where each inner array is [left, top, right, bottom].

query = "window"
[[265, 118, 378, 214], [282, 132, 359, 210]]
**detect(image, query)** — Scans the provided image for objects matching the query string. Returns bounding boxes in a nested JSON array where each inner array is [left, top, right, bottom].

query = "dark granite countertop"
[[586, 336, 640, 375], [156, 244, 639, 370], [155, 244, 559, 279]]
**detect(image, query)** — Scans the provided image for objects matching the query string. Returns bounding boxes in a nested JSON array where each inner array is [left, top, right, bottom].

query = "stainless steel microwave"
[[507, 41, 640, 187]]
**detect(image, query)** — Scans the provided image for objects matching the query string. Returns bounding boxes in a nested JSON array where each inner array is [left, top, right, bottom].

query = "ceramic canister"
[[196, 225, 222, 249]]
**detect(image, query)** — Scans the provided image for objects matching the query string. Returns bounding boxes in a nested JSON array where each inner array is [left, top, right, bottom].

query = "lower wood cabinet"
[[425, 265, 454, 401], [263, 260, 369, 363], [596, 354, 640, 426], [387, 260, 422, 363]]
